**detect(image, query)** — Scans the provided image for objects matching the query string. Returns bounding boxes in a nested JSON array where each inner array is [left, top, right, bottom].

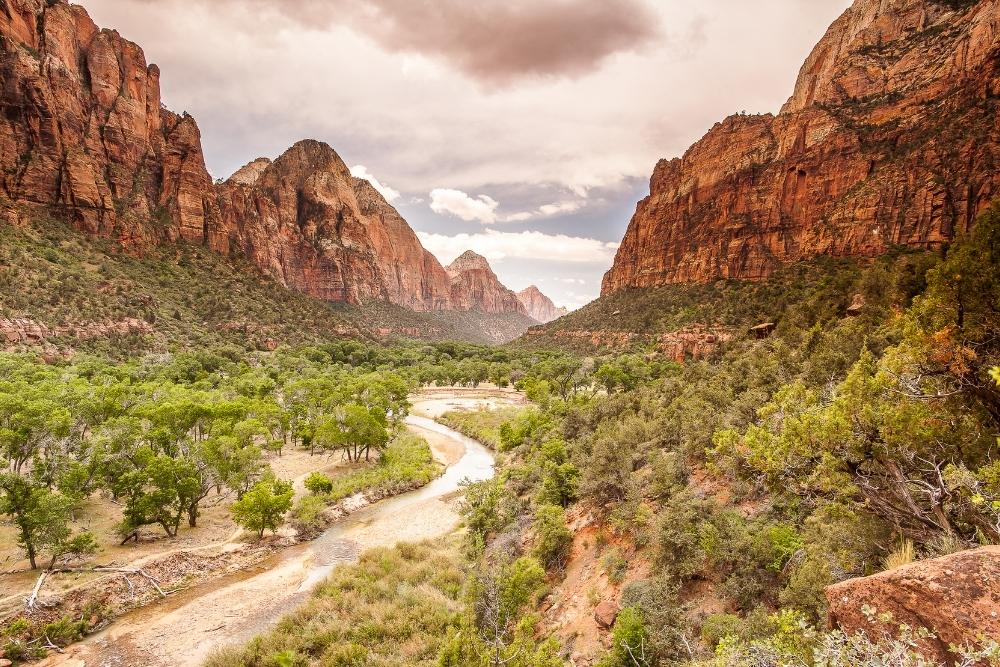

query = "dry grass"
[[204, 537, 467, 667], [883, 539, 915, 571]]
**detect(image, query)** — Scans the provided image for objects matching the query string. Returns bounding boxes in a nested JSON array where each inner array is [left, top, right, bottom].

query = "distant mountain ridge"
[[445, 251, 529, 317], [602, 0, 1000, 294], [0, 0, 524, 322], [516, 286, 568, 323]]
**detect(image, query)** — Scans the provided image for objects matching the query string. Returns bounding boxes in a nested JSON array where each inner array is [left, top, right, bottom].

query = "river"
[[41, 388, 516, 667]]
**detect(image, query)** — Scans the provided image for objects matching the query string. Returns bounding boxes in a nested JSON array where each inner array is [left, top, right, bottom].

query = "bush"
[[602, 548, 628, 584], [532, 503, 572, 569], [303, 471, 333, 495], [617, 576, 689, 662], [290, 495, 327, 535], [461, 477, 516, 550], [701, 613, 743, 649], [654, 491, 708, 581], [597, 607, 650, 667], [232, 478, 294, 539]]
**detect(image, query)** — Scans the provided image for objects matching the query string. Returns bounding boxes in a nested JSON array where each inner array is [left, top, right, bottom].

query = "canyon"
[[0, 0, 555, 321], [602, 0, 1000, 294]]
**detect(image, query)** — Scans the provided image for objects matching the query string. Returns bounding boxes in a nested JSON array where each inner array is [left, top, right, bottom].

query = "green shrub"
[[602, 548, 628, 584], [232, 478, 294, 539], [701, 613, 743, 649], [290, 494, 327, 535], [303, 471, 333, 495], [654, 491, 708, 581], [596, 607, 650, 667], [532, 503, 572, 569]]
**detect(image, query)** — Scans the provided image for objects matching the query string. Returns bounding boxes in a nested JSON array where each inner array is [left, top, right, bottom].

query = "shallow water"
[[295, 413, 494, 591]]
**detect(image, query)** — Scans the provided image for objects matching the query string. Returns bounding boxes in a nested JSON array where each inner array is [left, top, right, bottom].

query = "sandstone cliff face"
[[0, 0, 516, 315], [446, 251, 528, 315], [212, 142, 456, 310], [603, 0, 1000, 293], [516, 285, 568, 323], [826, 546, 1000, 663]]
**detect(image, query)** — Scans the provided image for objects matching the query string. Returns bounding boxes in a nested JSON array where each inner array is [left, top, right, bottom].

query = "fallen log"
[[25, 570, 48, 610]]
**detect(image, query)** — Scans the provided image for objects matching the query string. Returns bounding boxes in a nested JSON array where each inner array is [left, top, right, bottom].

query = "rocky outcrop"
[[0, 317, 152, 346], [446, 251, 528, 315], [603, 0, 1000, 294], [516, 285, 568, 323], [529, 324, 732, 359], [657, 325, 733, 362], [826, 547, 1000, 663], [0, 0, 518, 316]]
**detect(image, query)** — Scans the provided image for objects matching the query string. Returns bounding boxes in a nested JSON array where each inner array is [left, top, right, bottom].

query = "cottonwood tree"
[[315, 403, 389, 463], [0, 474, 73, 569], [118, 449, 201, 539], [231, 478, 293, 539]]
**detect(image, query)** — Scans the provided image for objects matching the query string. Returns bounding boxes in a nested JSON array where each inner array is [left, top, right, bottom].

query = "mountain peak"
[[227, 158, 272, 186], [447, 251, 492, 275], [602, 0, 1000, 295], [517, 285, 567, 324]]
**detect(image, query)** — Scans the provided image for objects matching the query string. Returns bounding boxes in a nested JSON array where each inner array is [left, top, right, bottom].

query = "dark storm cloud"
[[214, 0, 662, 83]]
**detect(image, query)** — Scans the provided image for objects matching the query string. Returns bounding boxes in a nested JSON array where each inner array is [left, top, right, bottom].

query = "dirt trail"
[[37, 387, 520, 667]]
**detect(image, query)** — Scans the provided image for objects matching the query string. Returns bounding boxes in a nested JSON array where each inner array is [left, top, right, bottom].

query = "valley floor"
[[0, 449, 351, 613], [26, 387, 523, 667]]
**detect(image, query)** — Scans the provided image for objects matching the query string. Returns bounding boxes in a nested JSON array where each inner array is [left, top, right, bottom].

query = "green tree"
[[315, 403, 389, 463], [304, 471, 333, 494], [0, 474, 72, 569], [119, 449, 201, 538], [532, 504, 572, 569], [232, 478, 294, 539]]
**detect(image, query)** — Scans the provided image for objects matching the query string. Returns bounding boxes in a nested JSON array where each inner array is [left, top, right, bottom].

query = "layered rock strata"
[[603, 0, 1000, 293]]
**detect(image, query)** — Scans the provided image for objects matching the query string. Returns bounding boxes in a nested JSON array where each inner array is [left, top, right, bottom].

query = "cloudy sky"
[[85, 0, 851, 310]]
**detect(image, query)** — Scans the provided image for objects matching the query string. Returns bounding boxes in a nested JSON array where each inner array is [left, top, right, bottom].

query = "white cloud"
[[417, 229, 619, 264], [350, 165, 400, 202], [430, 188, 500, 224], [538, 201, 584, 217], [431, 196, 588, 225]]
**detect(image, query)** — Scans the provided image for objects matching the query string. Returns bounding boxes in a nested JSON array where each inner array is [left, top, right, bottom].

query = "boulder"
[[846, 294, 866, 317], [594, 599, 619, 629], [826, 546, 1000, 663]]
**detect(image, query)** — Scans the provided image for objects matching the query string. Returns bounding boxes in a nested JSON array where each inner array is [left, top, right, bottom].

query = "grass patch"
[[325, 432, 441, 503], [437, 406, 525, 450], [204, 538, 466, 667]]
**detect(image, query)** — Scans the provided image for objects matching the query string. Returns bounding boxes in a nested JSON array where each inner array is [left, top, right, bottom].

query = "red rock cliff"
[[517, 285, 568, 323], [446, 251, 527, 315], [603, 0, 1000, 294], [0, 0, 517, 314], [213, 142, 455, 310]]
